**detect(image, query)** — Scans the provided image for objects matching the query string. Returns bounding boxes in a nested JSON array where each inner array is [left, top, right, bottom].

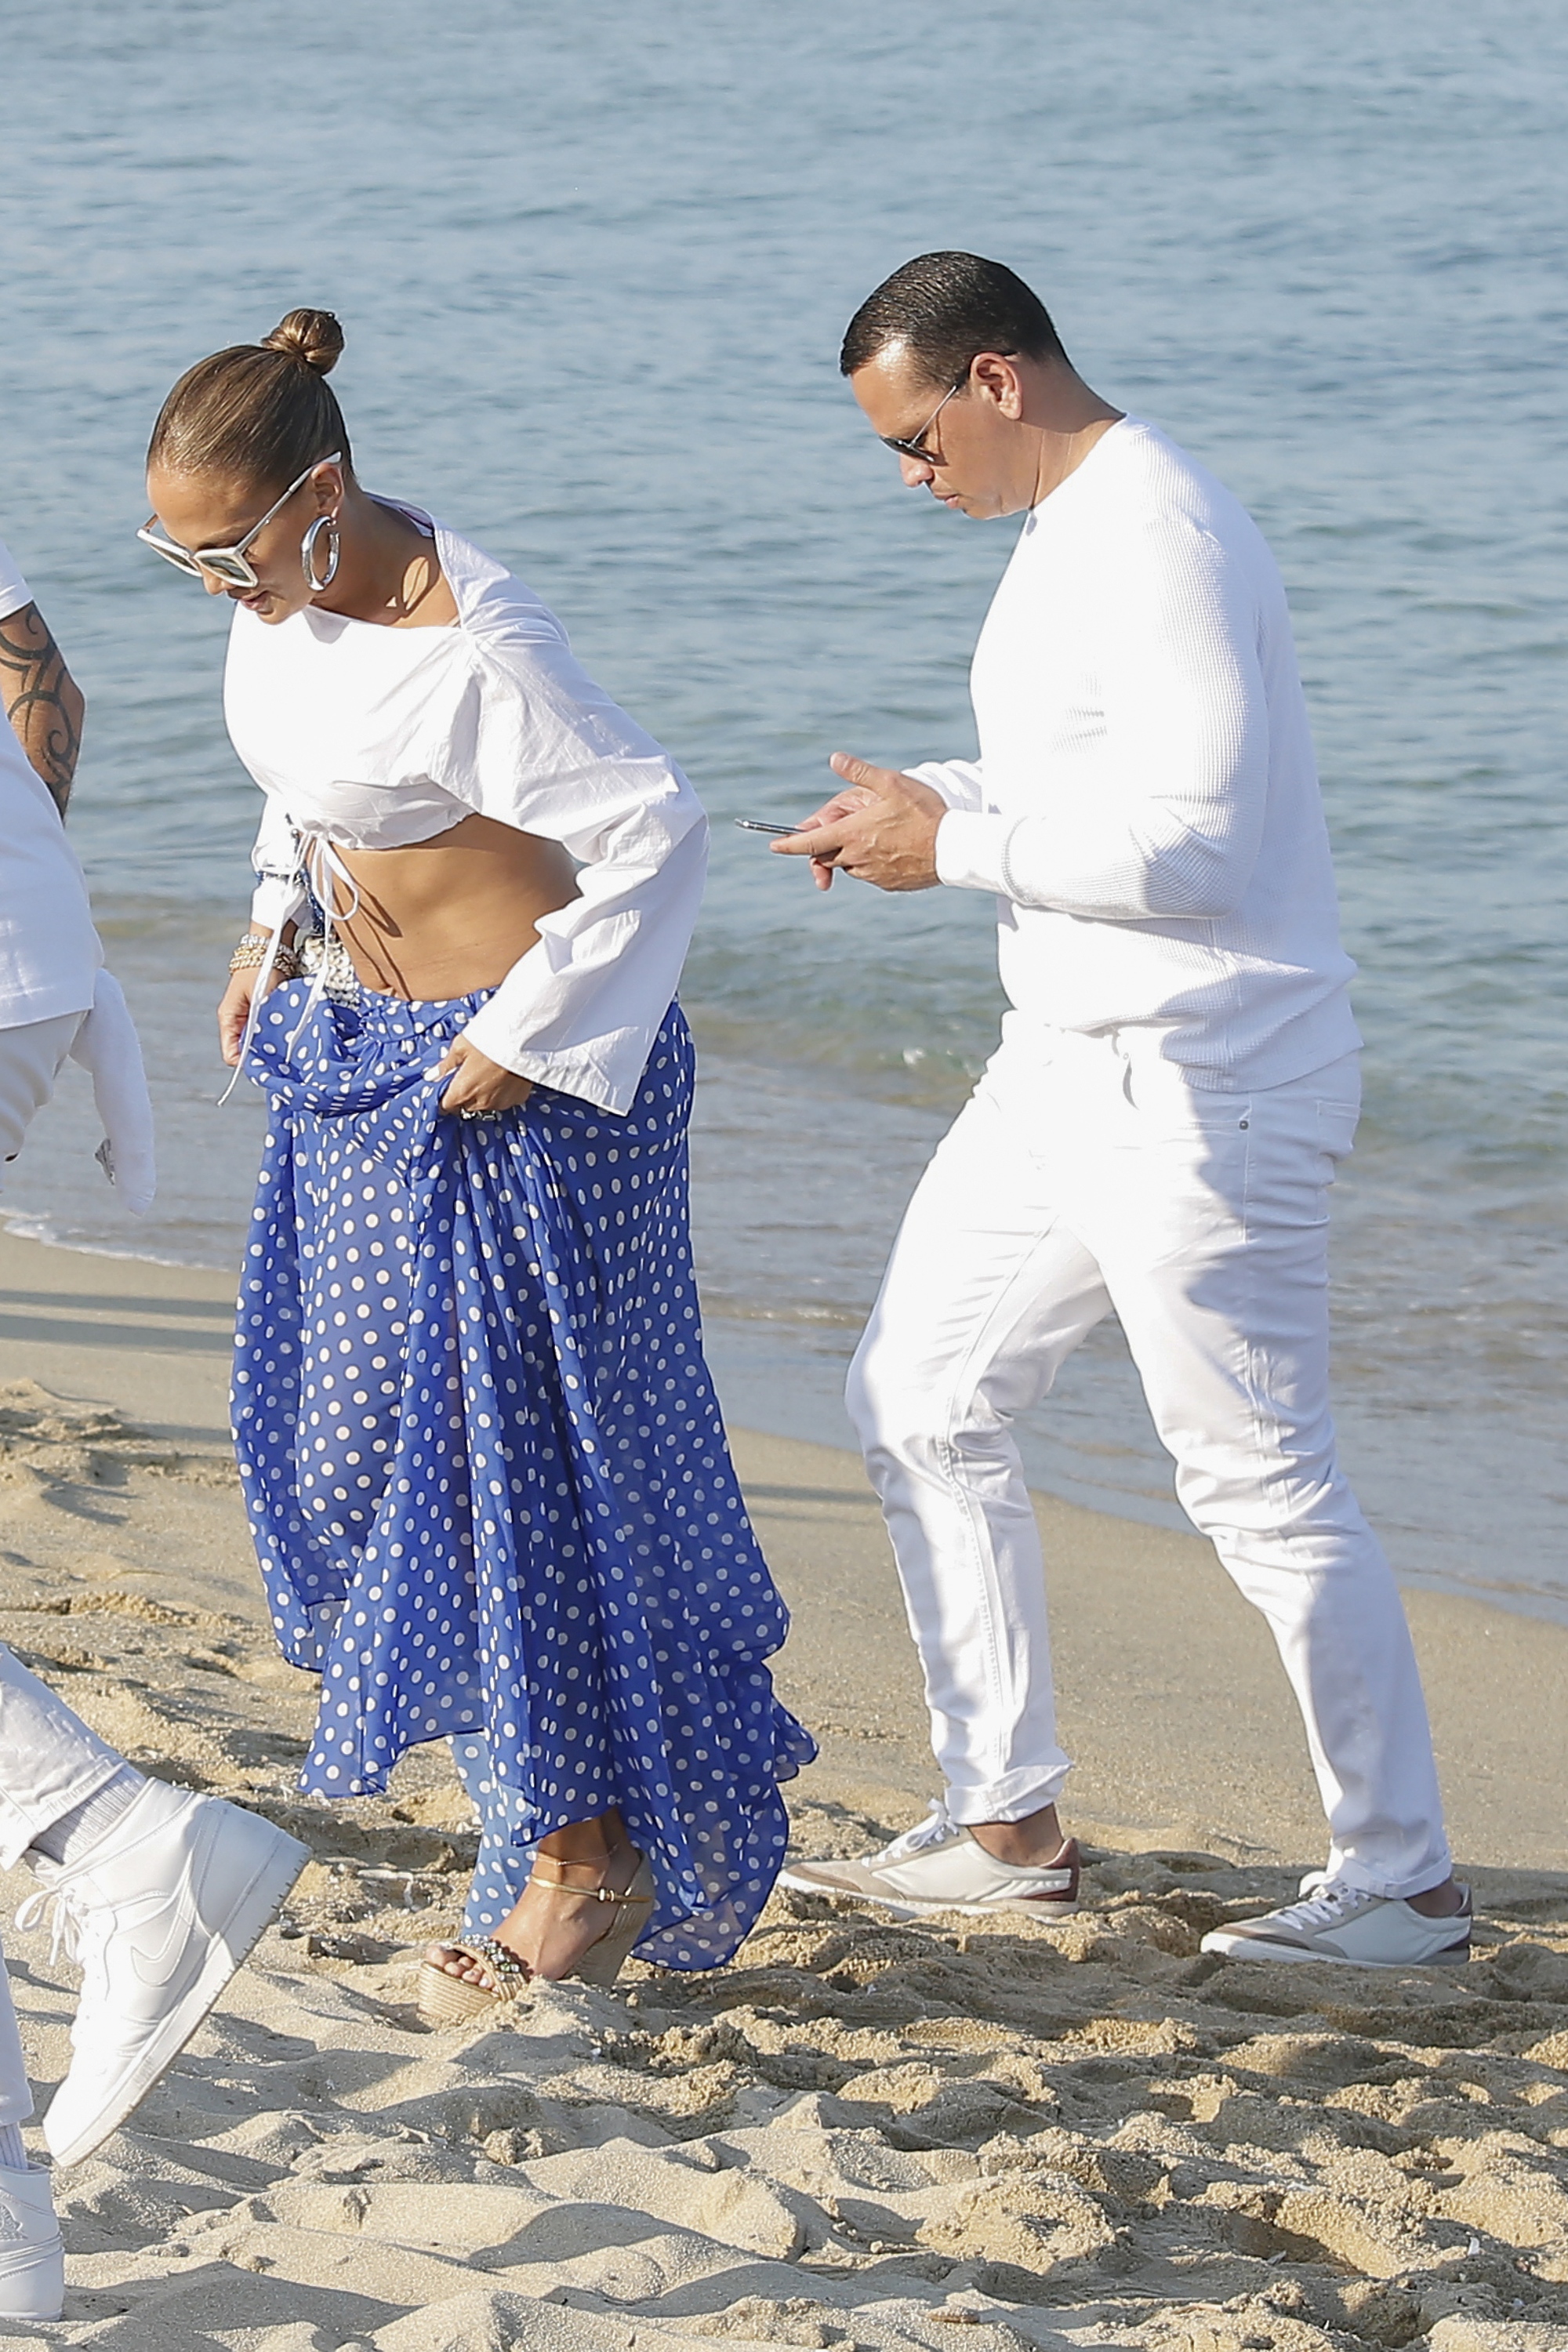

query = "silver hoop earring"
[[301, 514, 341, 593]]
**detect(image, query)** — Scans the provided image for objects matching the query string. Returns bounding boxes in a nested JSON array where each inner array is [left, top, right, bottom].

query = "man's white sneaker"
[[18, 1779, 308, 2167], [0, 2163, 64, 2321], [1200, 1872, 1472, 1969], [778, 1800, 1080, 1919]]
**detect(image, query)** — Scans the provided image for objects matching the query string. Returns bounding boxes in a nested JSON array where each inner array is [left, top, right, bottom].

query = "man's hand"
[[772, 755, 946, 892], [434, 1036, 534, 1116], [1, 601, 83, 816]]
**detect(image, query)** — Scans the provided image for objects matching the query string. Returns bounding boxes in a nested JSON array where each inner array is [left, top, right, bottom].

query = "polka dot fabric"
[[450, 1730, 546, 1940], [234, 982, 815, 1968]]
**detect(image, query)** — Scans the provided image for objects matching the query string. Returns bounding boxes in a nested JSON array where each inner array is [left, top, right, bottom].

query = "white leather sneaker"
[[778, 1801, 1080, 1918], [18, 1779, 308, 2167], [1200, 1872, 1472, 1968], [0, 2163, 64, 2321]]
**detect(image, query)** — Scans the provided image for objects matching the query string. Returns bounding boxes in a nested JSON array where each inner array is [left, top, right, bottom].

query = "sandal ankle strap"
[[527, 1869, 650, 1906]]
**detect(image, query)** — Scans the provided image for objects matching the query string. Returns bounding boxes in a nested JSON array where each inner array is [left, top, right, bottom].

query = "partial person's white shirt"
[[0, 541, 103, 1027], [0, 538, 154, 1209], [226, 504, 707, 1115], [915, 418, 1359, 1090]]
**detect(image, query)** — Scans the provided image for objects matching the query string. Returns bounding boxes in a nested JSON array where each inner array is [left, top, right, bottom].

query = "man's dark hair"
[[840, 252, 1068, 386]]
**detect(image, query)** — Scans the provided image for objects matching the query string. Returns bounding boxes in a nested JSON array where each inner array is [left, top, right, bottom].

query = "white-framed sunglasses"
[[136, 451, 343, 588]]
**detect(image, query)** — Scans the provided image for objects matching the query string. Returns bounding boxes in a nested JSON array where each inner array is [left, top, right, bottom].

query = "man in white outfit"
[[776, 252, 1470, 1972], [0, 535, 307, 2320]]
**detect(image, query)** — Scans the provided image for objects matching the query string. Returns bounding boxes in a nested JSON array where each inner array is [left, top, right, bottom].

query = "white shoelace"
[[1261, 1876, 1379, 1935], [873, 1800, 960, 1867], [16, 1875, 91, 1971]]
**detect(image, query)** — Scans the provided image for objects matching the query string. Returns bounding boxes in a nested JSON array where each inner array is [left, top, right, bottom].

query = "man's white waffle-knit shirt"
[[917, 416, 1359, 1089]]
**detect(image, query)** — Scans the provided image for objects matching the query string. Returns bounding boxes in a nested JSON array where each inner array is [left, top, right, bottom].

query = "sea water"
[[1, 1, 1564, 1618]]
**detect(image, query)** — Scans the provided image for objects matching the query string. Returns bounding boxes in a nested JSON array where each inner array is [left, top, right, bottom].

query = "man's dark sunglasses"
[[877, 375, 968, 463]]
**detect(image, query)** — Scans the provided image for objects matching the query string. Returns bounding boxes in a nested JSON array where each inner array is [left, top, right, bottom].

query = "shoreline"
[[9, 1194, 1566, 1638], [8, 973, 1566, 1629]]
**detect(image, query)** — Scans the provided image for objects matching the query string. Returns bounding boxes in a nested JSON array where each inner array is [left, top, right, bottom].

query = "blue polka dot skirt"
[[233, 982, 815, 1969]]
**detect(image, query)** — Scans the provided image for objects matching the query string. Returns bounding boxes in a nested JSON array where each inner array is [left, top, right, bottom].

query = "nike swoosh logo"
[[128, 1828, 205, 1991]]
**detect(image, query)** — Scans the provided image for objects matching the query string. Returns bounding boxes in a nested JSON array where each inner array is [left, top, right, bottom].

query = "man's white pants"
[[0, 1012, 127, 2125], [847, 1022, 1451, 1901]]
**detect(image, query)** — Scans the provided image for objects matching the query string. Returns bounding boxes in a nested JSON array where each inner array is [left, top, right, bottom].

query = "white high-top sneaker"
[[779, 1800, 1080, 1919], [0, 2163, 64, 2321], [18, 1779, 307, 2167]]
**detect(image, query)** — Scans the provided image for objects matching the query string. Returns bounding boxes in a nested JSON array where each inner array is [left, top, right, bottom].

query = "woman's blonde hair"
[[147, 308, 352, 491]]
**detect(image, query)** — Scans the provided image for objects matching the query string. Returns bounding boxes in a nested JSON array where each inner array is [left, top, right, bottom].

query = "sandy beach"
[[0, 1222, 1564, 2351]]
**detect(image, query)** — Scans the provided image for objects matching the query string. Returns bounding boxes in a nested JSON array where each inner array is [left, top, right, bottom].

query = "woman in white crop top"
[[142, 309, 812, 2009]]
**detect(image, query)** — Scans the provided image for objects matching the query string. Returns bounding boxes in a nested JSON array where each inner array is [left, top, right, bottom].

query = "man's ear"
[[970, 352, 1025, 420]]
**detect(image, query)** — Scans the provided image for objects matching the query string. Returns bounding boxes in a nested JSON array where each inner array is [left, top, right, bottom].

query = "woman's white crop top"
[[226, 505, 706, 1114]]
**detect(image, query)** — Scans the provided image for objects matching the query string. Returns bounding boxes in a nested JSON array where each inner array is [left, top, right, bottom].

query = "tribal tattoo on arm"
[[0, 601, 84, 817]]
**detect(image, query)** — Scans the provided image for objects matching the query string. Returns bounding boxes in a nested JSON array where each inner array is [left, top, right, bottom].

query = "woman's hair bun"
[[262, 307, 345, 376]]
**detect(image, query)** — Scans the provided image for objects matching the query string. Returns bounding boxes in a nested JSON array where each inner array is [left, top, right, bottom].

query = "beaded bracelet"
[[229, 931, 303, 979]]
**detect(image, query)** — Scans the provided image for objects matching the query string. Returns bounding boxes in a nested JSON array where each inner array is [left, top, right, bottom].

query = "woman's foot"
[[421, 1936, 527, 1996], [424, 1838, 649, 1989]]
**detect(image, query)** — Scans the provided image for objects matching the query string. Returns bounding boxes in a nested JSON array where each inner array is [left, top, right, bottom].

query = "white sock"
[[28, 1765, 143, 1866], [0, 2122, 27, 2169]]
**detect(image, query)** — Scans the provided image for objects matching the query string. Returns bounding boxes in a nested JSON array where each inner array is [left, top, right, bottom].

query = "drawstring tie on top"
[[221, 833, 362, 1104]]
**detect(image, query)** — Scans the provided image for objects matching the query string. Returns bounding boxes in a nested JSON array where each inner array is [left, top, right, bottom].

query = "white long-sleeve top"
[[916, 418, 1359, 1088], [227, 505, 706, 1115]]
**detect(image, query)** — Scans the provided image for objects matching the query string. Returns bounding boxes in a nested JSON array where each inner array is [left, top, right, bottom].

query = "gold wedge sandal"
[[418, 1849, 655, 2026]]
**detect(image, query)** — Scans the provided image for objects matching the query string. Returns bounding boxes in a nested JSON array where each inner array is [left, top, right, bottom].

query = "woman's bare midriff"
[[325, 812, 579, 1001]]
